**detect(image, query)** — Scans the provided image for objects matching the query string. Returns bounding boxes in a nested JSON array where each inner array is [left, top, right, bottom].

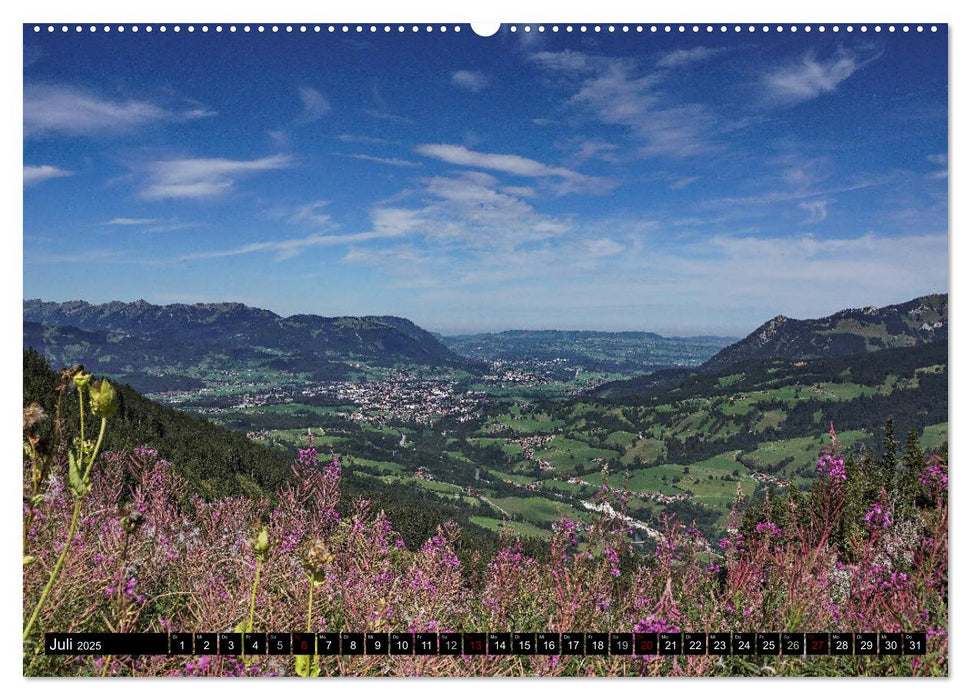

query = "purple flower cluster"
[[718, 530, 744, 552], [921, 459, 948, 494], [634, 616, 680, 634], [134, 445, 159, 459], [755, 521, 784, 537], [604, 546, 621, 577], [296, 447, 318, 467], [323, 457, 341, 480], [817, 453, 847, 482], [863, 502, 892, 531], [552, 519, 579, 547]]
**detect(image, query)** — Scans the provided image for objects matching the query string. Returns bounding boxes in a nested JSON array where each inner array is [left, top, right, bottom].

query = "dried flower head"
[[301, 539, 334, 583], [60, 364, 84, 383], [23, 403, 47, 435], [119, 504, 146, 534]]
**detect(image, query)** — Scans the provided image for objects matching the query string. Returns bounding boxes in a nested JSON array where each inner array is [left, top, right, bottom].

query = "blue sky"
[[23, 25, 947, 335]]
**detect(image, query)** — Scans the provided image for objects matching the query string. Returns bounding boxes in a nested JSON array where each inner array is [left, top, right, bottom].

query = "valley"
[[23, 295, 949, 548]]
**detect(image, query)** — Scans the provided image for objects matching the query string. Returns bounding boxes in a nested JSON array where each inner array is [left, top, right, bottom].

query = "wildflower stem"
[[248, 559, 262, 633], [78, 387, 85, 453], [306, 581, 314, 632], [23, 499, 83, 641], [86, 418, 108, 478]]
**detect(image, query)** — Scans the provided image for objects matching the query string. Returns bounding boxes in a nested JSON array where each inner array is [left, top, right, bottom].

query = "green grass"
[[620, 437, 665, 466], [531, 436, 620, 474], [740, 429, 871, 480], [488, 495, 575, 525], [920, 423, 948, 452], [468, 516, 552, 540]]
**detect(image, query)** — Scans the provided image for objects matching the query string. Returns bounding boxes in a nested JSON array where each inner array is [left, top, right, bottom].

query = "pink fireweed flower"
[[297, 447, 318, 467], [323, 457, 342, 479], [920, 459, 948, 495], [817, 453, 847, 482], [552, 519, 579, 547], [863, 502, 892, 530], [634, 616, 680, 634], [604, 546, 621, 577], [754, 521, 784, 537]]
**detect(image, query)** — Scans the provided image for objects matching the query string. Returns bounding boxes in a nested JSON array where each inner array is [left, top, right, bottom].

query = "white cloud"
[[927, 153, 948, 179], [529, 50, 592, 74], [656, 47, 726, 70], [451, 70, 490, 92], [23, 164, 72, 186], [24, 84, 212, 135], [670, 176, 701, 190], [584, 238, 625, 257], [414, 143, 611, 194], [106, 218, 158, 225], [184, 205, 422, 262], [337, 134, 393, 145], [573, 140, 619, 163], [533, 52, 718, 159], [297, 87, 331, 122], [764, 52, 865, 104], [289, 200, 334, 227], [343, 153, 421, 168], [798, 199, 832, 224], [103, 217, 197, 233], [183, 231, 396, 262], [140, 154, 292, 200]]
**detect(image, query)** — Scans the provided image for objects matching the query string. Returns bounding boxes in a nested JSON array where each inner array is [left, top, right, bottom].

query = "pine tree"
[[900, 429, 925, 508], [879, 418, 898, 493]]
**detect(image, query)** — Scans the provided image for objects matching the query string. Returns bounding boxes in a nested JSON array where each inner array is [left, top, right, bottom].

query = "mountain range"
[[595, 294, 947, 398], [699, 294, 947, 374], [23, 299, 479, 385]]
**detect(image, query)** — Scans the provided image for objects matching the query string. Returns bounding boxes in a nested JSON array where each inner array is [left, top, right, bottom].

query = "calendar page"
[[22, 17, 948, 678]]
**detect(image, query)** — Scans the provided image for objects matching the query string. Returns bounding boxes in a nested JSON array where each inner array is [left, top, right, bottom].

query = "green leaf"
[[235, 620, 253, 634], [67, 450, 91, 498], [295, 654, 312, 677]]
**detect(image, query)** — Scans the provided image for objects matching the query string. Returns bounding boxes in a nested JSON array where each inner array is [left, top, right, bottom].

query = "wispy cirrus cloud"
[[289, 200, 334, 227], [656, 46, 727, 69], [927, 153, 947, 179], [531, 50, 719, 159], [764, 50, 874, 105], [414, 143, 612, 194], [342, 153, 421, 168], [184, 206, 421, 262], [140, 154, 293, 200], [798, 198, 832, 224], [670, 175, 702, 190], [102, 217, 199, 233], [183, 231, 389, 262], [296, 86, 331, 122], [23, 164, 72, 186], [24, 84, 213, 136], [106, 217, 158, 226], [337, 133, 394, 145], [451, 70, 490, 92]]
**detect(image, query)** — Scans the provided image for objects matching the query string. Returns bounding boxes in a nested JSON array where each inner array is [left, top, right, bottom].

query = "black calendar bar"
[[44, 633, 168, 655], [43, 632, 929, 656]]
